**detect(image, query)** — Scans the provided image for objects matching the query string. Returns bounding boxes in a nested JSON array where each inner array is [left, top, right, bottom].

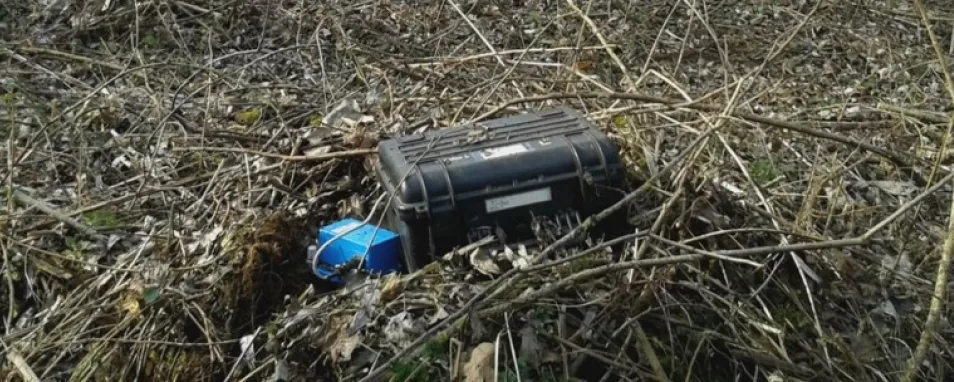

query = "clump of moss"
[[748, 160, 777, 185], [235, 108, 262, 126], [83, 210, 122, 229]]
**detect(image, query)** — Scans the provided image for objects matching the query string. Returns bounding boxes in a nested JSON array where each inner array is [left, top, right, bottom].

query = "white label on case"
[[480, 143, 528, 160], [485, 187, 552, 213]]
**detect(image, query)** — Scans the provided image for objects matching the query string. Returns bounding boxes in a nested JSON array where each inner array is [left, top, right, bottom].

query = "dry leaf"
[[879, 253, 913, 285], [184, 225, 223, 255], [343, 130, 379, 148], [379, 275, 404, 304], [469, 247, 501, 276], [119, 281, 144, 318], [337, 194, 365, 217], [469, 311, 488, 340], [462, 342, 496, 382], [501, 245, 515, 261], [428, 307, 449, 325], [319, 314, 351, 349], [322, 99, 361, 128], [876, 300, 898, 319], [350, 287, 380, 334], [870, 180, 917, 196], [120, 295, 140, 318], [575, 60, 594, 72], [304, 145, 332, 157], [331, 334, 361, 363], [519, 326, 543, 369], [542, 351, 562, 364], [363, 155, 378, 173], [240, 334, 256, 364], [384, 312, 416, 347], [791, 253, 821, 284], [341, 114, 375, 128], [511, 244, 532, 270], [269, 360, 290, 382]]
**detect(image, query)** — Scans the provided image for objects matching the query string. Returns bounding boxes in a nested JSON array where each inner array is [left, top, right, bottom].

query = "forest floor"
[[3, 0, 954, 381]]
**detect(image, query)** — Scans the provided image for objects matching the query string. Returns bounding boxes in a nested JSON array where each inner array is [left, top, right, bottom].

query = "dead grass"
[[2, 0, 954, 381]]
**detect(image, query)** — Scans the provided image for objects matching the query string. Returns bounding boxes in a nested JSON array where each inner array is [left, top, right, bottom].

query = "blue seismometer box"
[[310, 218, 403, 284]]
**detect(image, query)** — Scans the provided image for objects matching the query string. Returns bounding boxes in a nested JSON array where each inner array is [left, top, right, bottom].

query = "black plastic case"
[[375, 107, 626, 271]]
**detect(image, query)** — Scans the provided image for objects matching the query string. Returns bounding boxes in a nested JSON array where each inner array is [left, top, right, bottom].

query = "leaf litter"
[[2, 0, 954, 381]]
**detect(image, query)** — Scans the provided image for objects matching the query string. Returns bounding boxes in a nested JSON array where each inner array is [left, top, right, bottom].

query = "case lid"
[[376, 107, 621, 216]]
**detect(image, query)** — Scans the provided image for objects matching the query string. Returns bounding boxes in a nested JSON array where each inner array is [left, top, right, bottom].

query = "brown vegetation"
[[2, 0, 954, 381]]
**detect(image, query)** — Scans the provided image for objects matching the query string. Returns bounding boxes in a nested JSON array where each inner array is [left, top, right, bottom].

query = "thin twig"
[[877, 103, 950, 125], [564, 0, 637, 91], [10, 189, 108, 242], [42, 337, 240, 347], [16, 46, 149, 80], [171, 147, 376, 161], [648, 234, 763, 267], [447, 0, 506, 67], [405, 45, 614, 67], [633, 321, 669, 382]]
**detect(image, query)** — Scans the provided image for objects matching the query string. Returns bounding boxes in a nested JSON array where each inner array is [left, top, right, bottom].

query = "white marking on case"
[[485, 187, 552, 213], [480, 143, 528, 160]]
